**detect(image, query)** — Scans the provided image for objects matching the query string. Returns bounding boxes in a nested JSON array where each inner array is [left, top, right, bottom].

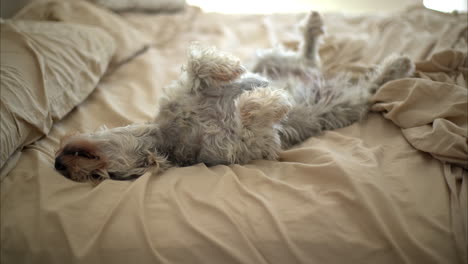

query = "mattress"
[[1, 4, 467, 264]]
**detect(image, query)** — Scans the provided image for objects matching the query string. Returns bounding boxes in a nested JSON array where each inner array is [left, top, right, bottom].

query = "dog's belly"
[[158, 88, 281, 167]]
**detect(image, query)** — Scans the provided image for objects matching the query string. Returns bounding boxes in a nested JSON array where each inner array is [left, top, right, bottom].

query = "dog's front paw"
[[237, 87, 291, 127], [187, 43, 245, 92]]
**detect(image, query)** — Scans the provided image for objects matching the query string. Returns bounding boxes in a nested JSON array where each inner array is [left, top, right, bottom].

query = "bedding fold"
[[371, 50, 468, 263], [372, 50, 467, 168]]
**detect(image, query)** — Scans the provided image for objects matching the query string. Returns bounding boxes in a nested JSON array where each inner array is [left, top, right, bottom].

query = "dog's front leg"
[[186, 43, 245, 96]]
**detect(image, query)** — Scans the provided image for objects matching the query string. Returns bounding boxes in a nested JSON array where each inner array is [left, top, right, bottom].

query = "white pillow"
[[0, 20, 115, 172], [14, 0, 152, 66]]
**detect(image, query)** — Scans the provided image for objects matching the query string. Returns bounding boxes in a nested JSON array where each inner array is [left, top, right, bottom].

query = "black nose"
[[54, 158, 67, 171]]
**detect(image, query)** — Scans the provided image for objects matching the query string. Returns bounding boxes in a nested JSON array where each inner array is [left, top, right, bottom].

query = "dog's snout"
[[54, 157, 67, 171]]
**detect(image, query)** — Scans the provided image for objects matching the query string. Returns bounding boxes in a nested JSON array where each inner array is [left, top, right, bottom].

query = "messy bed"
[[1, 1, 467, 263]]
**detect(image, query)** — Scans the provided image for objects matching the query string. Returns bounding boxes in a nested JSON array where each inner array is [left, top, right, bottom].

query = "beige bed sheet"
[[1, 4, 467, 264]]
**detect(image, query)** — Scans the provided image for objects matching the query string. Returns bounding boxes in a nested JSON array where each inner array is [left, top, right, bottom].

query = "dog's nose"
[[54, 158, 67, 171]]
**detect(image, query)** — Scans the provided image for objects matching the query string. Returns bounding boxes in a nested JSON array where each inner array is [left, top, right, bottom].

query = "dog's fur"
[[55, 12, 415, 183]]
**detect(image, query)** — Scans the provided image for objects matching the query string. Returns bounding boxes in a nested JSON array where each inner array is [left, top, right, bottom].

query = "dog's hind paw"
[[369, 54, 415, 93], [381, 55, 415, 80], [303, 11, 325, 37]]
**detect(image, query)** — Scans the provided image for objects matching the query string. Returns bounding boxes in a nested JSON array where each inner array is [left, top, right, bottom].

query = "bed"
[[1, 1, 467, 263]]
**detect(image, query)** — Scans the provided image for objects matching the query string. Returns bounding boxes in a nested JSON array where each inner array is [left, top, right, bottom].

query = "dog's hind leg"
[[279, 78, 370, 148], [279, 55, 414, 148], [251, 11, 325, 77], [299, 11, 325, 67]]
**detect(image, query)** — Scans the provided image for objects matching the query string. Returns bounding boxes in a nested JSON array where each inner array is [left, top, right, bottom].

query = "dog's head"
[[55, 124, 169, 183]]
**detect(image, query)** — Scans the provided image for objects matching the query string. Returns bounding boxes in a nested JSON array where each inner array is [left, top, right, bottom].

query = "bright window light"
[[187, 0, 468, 14], [186, 0, 316, 14], [423, 0, 467, 12]]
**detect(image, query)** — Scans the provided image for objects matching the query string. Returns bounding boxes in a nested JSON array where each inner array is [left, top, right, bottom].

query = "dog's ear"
[[186, 43, 245, 92], [57, 132, 81, 151]]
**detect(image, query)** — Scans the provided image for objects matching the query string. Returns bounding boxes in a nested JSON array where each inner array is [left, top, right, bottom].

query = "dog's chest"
[[158, 96, 241, 166]]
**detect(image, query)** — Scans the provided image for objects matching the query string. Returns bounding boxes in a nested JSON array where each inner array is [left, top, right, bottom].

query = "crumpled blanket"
[[372, 49, 468, 262], [372, 50, 467, 168]]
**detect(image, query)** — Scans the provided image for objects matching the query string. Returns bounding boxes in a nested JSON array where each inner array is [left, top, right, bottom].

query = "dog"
[[54, 11, 415, 183]]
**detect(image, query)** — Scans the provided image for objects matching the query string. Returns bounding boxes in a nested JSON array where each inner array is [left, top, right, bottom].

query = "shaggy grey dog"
[[54, 11, 414, 182]]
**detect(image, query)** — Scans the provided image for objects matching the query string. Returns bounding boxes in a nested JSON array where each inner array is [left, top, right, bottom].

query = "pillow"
[[14, 0, 151, 66], [88, 0, 186, 12], [0, 20, 115, 171]]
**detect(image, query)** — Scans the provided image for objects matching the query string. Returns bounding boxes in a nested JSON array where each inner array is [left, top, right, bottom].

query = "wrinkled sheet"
[[373, 50, 467, 168], [1, 4, 467, 264], [372, 49, 468, 262]]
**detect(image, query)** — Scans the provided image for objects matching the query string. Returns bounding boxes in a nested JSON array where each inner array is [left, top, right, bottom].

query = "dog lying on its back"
[[54, 11, 414, 182]]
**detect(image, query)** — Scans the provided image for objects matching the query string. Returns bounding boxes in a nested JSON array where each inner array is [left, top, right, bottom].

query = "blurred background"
[[1, 0, 467, 18], [186, 0, 467, 13]]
